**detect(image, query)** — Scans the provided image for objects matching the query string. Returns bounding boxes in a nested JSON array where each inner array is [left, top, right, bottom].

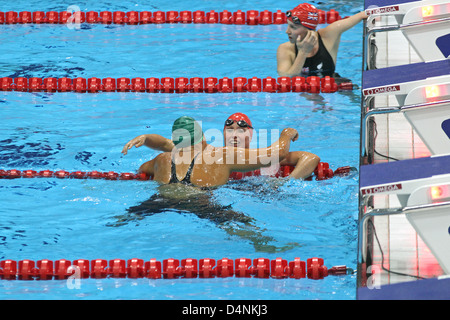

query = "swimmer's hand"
[[296, 30, 317, 54], [277, 128, 298, 161], [121, 135, 146, 155], [282, 128, 299, 142]]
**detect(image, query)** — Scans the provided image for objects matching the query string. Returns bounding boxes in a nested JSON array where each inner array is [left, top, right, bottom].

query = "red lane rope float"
[[0, 164, 355, 181], [0, 257, 352, 280], [0, 169, 151, 181], [0, 76, 356, 93], [0, 9, 343, 25]]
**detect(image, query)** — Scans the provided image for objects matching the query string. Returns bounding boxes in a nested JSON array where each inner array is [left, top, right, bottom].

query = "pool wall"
[[358, 0, 450, 299]]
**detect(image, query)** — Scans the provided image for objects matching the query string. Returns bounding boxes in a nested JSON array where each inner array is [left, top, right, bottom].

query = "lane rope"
[[0, 9, 343, 25], [0, 257, 353, 280], [0, 164, 356, 181], [0, 76, 356, 93]]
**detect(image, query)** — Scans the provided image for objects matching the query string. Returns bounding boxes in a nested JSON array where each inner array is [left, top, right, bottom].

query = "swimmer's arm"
[[277, 43, 308, 77], [227, 128, 299, 171], [122, 134, 175, 155], [322, 11, 368, 37], [143, 134, 175, 152], [280, 151, 320, 179]]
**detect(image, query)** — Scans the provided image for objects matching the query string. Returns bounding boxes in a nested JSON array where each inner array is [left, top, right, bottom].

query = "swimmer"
[[123, 116, 298, 188], [223, 112, 320, 179], [122, 114, 316, 180], [277, 3, 368, 77]]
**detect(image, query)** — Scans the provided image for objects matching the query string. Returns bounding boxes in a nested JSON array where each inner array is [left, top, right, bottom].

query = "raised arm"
[[226, 128, 299, 172], [322, 11, 368, 38], [121, 134, 175, 155]]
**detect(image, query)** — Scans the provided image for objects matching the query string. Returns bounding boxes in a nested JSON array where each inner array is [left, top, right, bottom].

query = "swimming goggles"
[[224, 119, 253, 129], [286, 11, 303, 26]]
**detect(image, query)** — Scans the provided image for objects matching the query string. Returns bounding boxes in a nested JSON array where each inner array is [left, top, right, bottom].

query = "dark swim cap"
[[172, 116, 203, 148]]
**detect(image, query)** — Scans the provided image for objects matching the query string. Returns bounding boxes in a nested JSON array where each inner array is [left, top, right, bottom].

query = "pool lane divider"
[[0, 257, 353, 280], [0, 9, 343, 25], [0, 76, 356, 93], [0, 164, 355, 181], [0, 169, 151, 181]]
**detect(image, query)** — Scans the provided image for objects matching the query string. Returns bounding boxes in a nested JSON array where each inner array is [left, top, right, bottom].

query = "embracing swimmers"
[[122, 114, 319, 183], [122, 116, 299, 188]]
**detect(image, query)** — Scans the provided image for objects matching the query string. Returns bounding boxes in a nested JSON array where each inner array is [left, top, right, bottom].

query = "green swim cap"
[[172, 116, 203, 148]]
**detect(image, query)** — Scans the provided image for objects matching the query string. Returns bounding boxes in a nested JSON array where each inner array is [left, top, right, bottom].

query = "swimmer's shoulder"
[[317, 26, 334, 41], [150, 152, 172, 183], [154, 152, 172, 165], [277, 41, 296, 62], [278, 41, 294, 52]]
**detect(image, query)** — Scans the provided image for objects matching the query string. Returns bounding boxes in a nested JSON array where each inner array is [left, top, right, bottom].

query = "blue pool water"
[[0, 0, 363, 300]]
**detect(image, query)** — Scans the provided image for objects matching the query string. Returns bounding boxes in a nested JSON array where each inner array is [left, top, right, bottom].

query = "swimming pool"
[[0, 0, 363, 300]]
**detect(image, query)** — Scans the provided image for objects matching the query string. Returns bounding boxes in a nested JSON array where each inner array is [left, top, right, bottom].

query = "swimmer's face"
[[286, 20, 309, 43], [223, 122, 253, 148]]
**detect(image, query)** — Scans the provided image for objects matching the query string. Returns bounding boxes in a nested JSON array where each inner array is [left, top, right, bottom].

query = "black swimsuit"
[[295, 33, 335, 77], [169, 154, 199, 185]]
